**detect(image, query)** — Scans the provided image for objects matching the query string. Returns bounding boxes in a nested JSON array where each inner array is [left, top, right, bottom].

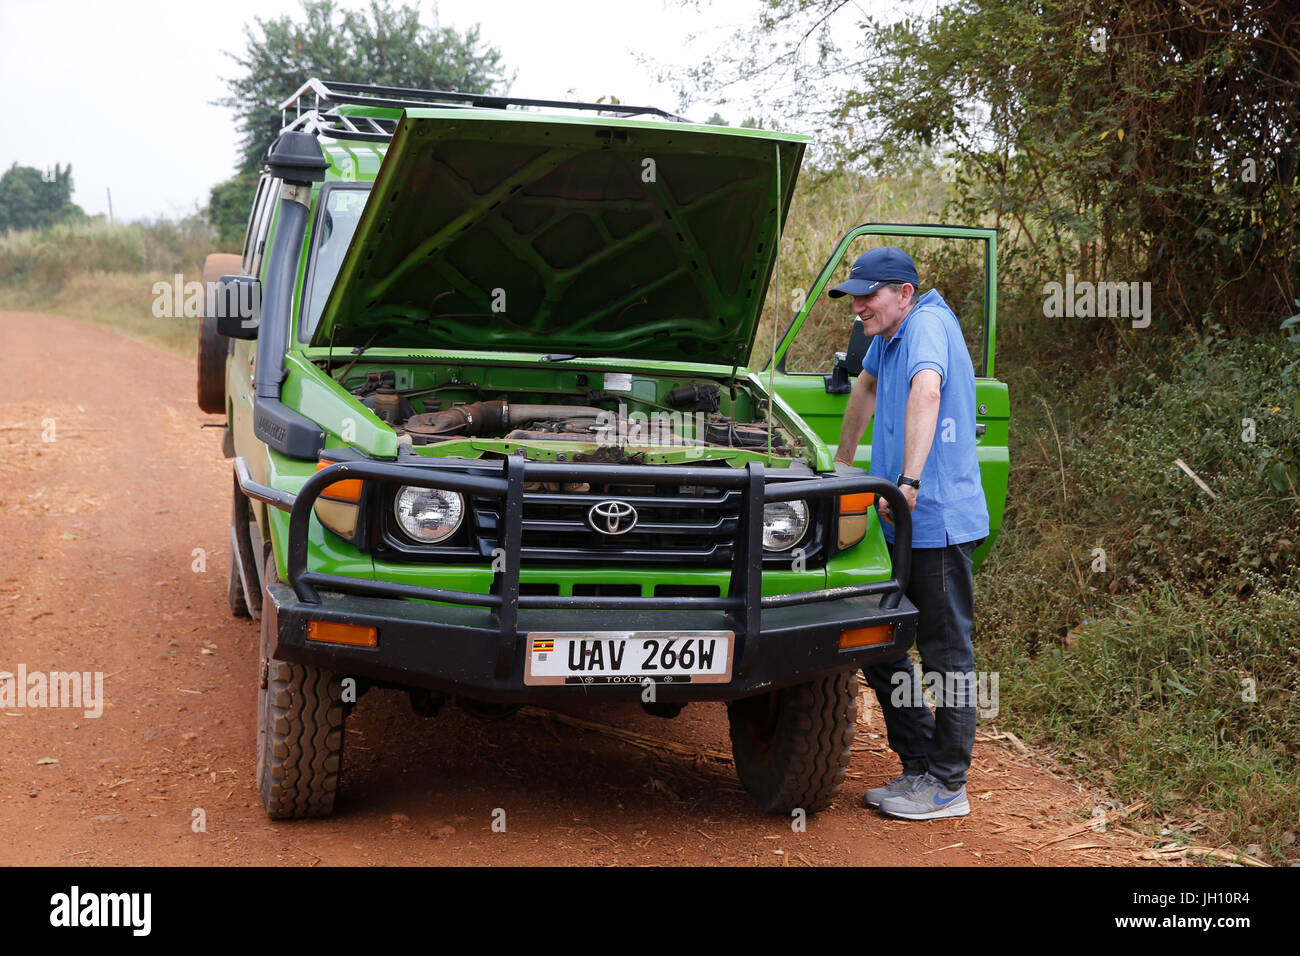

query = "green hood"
[[310, 109, 807, 364]]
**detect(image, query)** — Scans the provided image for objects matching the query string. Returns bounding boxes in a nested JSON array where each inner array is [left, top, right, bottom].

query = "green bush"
[[978, 331, 1299, 860], [985, 335, 1298, 624], [980, 583, 1299, 861]]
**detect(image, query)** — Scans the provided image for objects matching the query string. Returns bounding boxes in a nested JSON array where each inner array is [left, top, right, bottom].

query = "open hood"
[[310, 109, 806, 364]]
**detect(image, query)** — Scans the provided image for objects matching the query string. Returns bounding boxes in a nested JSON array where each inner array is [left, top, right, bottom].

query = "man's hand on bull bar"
[[877, 483, 918, 526]]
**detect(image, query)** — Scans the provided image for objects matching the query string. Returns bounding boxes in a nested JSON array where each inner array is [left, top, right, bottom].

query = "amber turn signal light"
[[839, 624, 893, 649], [836, 493, 875, 551], [315, 460, 362, 501], [307, 620, 378, 648], [838, 492, 875, 511], [314, 460, 363, 539]]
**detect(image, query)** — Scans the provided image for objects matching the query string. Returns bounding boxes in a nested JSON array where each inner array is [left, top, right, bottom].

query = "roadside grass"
[[0, 271, 198, 356], [980, 583, 1299, 860], [980, 335, 1300, 861], [0, 216, 219, 358]]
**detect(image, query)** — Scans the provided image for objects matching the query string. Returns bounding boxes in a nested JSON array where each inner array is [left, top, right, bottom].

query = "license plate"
[[523, 630, 734, 686]]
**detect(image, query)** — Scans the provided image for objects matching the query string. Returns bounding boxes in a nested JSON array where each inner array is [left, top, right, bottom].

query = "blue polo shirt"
[[862, 289, 989, 548]]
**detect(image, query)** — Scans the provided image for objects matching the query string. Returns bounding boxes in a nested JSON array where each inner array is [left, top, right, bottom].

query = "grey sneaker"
[[877, 772, 970, 820], [861, 772, 924, 809]]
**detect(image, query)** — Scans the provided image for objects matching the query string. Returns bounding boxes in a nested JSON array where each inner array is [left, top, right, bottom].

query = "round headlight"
[[762, 499, 809, 551], [394, 486, 464, 543]]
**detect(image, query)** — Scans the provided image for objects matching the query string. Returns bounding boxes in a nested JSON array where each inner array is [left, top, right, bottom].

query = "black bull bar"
[[235, 456, 915, 682]]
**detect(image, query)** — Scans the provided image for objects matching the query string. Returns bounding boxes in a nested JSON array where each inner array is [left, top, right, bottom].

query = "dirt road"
[[0, 309, 1151, 866]]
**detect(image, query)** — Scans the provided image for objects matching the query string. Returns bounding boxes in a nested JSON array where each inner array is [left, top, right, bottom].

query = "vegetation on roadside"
[[0, 216, 214, 356], [0, 163, 86, 233], [979, 336, 1298, 861]]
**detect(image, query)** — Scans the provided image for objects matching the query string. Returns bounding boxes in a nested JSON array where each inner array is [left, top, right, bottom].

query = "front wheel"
[[255, 553, 346, 819], [727, 672, 858, 814]]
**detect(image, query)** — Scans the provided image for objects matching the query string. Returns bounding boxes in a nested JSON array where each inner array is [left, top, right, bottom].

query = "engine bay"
[[330, 365, 802, 459]]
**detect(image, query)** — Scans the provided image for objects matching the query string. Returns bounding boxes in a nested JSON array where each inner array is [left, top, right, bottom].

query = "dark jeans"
[[861, 539, 978, 790]]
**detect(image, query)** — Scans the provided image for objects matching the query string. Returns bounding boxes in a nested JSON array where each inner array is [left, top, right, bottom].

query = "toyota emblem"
[[587, 500, 638, 535]]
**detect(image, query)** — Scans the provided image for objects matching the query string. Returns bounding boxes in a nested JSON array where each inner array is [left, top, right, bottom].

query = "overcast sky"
[[0, 0, 875, 222]]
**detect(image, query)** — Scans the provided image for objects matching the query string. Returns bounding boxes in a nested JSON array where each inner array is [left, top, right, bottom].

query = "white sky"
[[0, 0, 871, 222]]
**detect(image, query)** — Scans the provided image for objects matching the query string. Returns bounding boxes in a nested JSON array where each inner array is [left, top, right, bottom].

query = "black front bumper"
[[266, 585, 917, 703], [239, 456, 919, 702]]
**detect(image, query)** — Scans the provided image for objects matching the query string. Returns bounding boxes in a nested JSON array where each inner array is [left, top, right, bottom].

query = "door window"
[[299, 184, 371, 342], [778, 232, 989, 375]]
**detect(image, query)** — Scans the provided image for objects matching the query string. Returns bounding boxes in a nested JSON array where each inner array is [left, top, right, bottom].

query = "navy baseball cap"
[[827, 246, 920, 298]]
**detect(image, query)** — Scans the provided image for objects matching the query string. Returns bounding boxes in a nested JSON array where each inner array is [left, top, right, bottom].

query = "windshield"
[[300, 184, 370, 341]]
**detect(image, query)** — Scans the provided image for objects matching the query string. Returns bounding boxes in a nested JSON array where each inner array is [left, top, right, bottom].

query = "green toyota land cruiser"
[[196, 79, 1009, 820]]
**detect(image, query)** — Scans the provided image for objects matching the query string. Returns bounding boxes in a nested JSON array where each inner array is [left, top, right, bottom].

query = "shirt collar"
[[884, 289, 936, 346]]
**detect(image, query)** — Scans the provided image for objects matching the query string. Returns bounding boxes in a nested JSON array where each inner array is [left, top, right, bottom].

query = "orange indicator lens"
[[307, 620, 378, 647], [839, 624, 892, 648]]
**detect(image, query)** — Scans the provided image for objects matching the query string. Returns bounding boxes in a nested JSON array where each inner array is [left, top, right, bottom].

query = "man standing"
[[830, 246, 989, 820]]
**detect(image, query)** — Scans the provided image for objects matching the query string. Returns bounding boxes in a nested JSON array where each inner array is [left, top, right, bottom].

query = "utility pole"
[[106, 187, 114, 225]]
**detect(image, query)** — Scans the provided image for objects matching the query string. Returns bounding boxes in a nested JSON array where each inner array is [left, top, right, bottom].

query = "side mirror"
[[823, 319, 870, 394], [214, 275, 261, 339]]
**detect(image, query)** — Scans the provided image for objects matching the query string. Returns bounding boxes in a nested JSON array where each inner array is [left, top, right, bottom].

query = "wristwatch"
[[896, 474, 921, 489]]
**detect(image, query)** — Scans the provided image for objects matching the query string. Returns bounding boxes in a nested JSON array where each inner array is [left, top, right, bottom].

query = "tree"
[[835, 0, 1298, 337], [207, 0, 509, 244], [207, 168, 262, 248], [680, 0, 1300, 339], [219, 0, 509, 171], [0, 163, 86, 233]]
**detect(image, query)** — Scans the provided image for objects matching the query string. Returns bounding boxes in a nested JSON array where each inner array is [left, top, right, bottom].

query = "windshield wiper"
[[333, 331, 382, 383]]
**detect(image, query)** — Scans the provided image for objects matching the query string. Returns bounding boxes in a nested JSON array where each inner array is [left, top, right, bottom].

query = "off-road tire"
[[197, 252, 241, 414], [727, 671, 858, 814], [255, 554, 346, 818]]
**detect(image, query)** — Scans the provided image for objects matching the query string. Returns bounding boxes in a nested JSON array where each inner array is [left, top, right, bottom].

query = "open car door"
[[766, 223, 1009, 570]]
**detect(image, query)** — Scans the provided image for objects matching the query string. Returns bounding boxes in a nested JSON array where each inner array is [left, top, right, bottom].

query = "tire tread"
[[257, 556, 345, 819], [728, 672, 858, 814]]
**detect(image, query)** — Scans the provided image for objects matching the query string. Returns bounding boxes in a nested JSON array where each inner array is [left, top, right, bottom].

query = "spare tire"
[[197, 252, 243, 413]]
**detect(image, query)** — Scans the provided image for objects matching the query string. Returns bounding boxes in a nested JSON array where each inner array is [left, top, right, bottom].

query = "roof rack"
[[278, 78, 689, 140]]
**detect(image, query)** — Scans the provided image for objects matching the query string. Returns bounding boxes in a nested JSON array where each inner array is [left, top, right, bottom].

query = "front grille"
[[474, 480, 741, 565], [573, 583, 643, 597], [519, 583, 561, 596], [654, 584, 722, 598]]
